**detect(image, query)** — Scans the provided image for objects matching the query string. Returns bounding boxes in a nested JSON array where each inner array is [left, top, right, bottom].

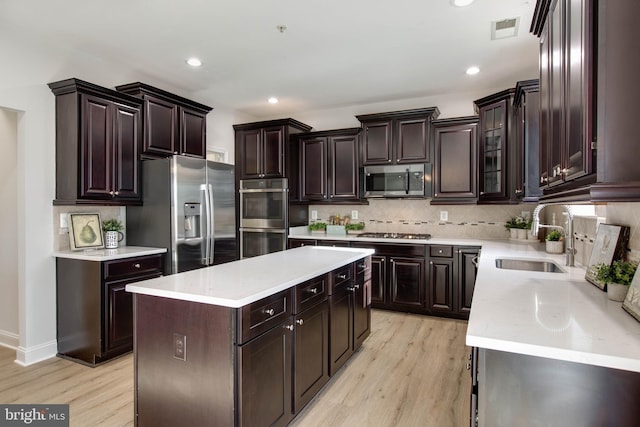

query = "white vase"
[[517, 229, 528, 240], [509, 228, 518, 239], [545, 240, 564, 254], [607, 282, 629, 302], [105, 230, 124, 249]]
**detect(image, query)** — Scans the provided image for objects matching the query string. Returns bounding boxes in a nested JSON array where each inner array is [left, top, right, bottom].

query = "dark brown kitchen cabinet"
[[474, 89, 515, 203], [49, 78, 144, 205], [298, 128, 361, 202], [390, 257, 425, 310], [115, 82, 212, 159], [56, 253, 164, 365], [513, 80, 542, 202], [356, 107, 440, 166], [369, 255, 386, 305], [531, 0, 640, 202], [428, 245, 479, 320], [432, 117, 479, 204]]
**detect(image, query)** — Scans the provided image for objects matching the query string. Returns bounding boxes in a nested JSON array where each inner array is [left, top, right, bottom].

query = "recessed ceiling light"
[[186, 57, 202, 67], [451, 0, 475, 7], [268, 97, 279, 104], [466, 66, 480, 75]]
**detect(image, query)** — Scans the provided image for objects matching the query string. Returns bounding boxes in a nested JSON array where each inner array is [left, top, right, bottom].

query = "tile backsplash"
[[53, 206, 126, 251]]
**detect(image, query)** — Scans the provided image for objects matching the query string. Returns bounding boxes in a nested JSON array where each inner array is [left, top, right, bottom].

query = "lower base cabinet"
[[134, 259, 370, 427], [56, 254, 163, 365], [429, 246, 480, 320]]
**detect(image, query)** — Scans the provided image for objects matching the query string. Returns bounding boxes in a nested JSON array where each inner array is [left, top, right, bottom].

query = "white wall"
[[0, 109, 19, 348], [0, 85, 57, 365]]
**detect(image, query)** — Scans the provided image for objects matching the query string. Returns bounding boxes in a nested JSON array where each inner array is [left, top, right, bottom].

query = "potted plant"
[[594, 260, 638, 301], [308, 222, 327, 235], [345, 222, 365, 235], [505, 217, 527, 239], [102, 218, 124, 249], [545, 229, 564, 254]]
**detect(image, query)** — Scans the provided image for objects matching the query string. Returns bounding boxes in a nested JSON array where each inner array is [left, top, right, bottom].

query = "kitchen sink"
[[495, 258, 564, 273]]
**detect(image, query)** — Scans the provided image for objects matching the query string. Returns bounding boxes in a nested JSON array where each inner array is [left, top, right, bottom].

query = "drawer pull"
[[358, 263, 366, 269], [337, 273, 347, 280], [296, 319, 304, 326], [283, 324, 294, 331], [264, 308, 275, 316], [133, 263, 141, 269], [308, 288, 318, 294]]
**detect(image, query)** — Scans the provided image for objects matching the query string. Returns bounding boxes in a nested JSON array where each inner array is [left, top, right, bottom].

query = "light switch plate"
[[440, 211, 448, 221], [60, 213, 68, 228], [173, 333, 186, 361], [351, 210, 358, 220]]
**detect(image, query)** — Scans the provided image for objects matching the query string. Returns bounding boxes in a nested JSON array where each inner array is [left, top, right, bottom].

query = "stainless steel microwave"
[[363, 164, 430, 198]]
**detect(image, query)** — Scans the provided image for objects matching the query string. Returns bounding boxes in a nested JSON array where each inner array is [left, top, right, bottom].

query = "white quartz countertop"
[[289, 228, 483, 246], [467, 240, 640, 373], [126, 246, 374, 308], [53, 246, 167, 261]]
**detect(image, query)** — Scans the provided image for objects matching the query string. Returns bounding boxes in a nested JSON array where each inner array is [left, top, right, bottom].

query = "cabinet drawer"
[[238, 289, 292, 344], [294, 275, 328, 314], [329, 264, 353, 295], [103, 254, 163, 282], [355, 256, 371, 284], [430, 245, 453, 258]]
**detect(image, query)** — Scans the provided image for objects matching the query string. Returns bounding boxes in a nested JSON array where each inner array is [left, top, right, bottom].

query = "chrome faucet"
[[532, 204, 575, 267]]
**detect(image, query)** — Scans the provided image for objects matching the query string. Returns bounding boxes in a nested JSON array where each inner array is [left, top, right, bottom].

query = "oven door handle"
[[239, 188, 288, 193]]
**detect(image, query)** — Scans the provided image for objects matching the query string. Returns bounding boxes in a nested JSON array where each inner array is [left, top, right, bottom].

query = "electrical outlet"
[[351, 210, 358, 220], [440, 211, 448, 222], [173, 333, 187, 361], [60, 213, 68, 228], [311, 210, 318, 220]]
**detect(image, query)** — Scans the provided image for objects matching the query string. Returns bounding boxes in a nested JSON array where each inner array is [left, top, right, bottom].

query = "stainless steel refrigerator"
[[127, 155, 236, 275]]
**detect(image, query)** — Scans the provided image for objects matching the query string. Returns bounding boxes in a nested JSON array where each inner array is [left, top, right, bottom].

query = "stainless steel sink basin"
[[495, 258, 564, 273]]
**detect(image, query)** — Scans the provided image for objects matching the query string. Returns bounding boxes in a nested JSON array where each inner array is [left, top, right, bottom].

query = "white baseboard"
[[14, 340, 57, 366], [0, 329, 19, 349]]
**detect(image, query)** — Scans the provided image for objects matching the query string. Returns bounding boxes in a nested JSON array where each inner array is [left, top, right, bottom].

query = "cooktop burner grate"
[[357, 232, 431, 240]]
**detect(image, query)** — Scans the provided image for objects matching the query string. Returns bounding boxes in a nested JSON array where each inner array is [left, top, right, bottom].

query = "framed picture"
[[623, 268, 640, 323], [68, 213, 104, 251], [585, 224, 630, 290]]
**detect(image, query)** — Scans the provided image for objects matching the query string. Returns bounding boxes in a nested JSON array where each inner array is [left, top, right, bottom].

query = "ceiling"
[[0, 0, 540, 119]]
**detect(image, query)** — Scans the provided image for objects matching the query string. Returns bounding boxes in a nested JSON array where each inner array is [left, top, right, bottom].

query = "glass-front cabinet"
[[474, 89, 514, 203]]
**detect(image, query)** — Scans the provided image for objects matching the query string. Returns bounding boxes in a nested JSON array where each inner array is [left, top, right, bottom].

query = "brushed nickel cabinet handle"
[[338, 274, 347, 279], [133, 263, 141, 269], [264, 308, 275, 316], [283, 324, 294, 331], [296, 319, 304, 326]]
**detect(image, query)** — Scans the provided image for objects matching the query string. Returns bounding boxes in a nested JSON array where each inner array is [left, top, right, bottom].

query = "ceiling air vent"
[[491, 17, 520, 40]]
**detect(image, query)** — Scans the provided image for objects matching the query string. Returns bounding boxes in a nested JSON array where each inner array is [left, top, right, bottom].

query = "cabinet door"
[[428, 258, 454, 314], [389, 257, 425, 310], [238, 321, 292, 427], [353, 273, 371, 350], [433, 122, 478, 201], [329, 135, 359, 200], [239, 129, 262, 179], [300, 137, 327, 200], [104, 282, 134, 353], [361, 120, 392, 165], [479, 100, 508, 201], [369, 255, 386, 306], [262, 126, 285, 177], [112, 102, 141, 200], [548, 1, 564, 188], [397, 117, 430, 163], [80, 94, 112, 198], [293, 301, 329, 414], [143, 94, 178, 156], [457, 248, 479, 317], [180, 106, 206, 158], [539, 24, 551, 189], [329, 286, 353, 376]]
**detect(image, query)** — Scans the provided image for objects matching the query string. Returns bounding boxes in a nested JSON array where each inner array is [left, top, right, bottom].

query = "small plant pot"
[[509, 228, 518, 239], [310, 230, 326, 235], [545, 240, 564, 254], [607, 282, 629, 302], [516, 229, 528, 240]]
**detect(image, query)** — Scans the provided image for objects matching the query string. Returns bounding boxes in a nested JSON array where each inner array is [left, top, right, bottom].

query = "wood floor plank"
[[0, 310, 470, 427]]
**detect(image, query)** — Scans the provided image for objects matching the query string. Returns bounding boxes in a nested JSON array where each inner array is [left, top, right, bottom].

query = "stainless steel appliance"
[[239, 178, 289, 258], [127, 155, 236, 275], [363, 163, 430, 198]]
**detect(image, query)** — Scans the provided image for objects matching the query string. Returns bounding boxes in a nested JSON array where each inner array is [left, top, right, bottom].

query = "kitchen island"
[[126, 246, 374, 427]]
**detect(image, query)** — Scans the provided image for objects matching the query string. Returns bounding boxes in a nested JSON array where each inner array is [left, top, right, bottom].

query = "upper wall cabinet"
[[49, 78, 144, 206], [431, 117, 479, 205], [356, 107, 440, 166], [297, 128, 362, 203], [116, 83, 212, 159], [531, 0, 640, 202], [474, 89, 515, 204], [513, 79, 543, 203]]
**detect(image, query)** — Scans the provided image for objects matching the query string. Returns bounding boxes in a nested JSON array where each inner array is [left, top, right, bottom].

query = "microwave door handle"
[[405, 169, 410, 195]]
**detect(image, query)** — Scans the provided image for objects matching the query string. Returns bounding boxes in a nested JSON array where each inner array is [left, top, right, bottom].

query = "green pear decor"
[[68, 213, 104, 251]]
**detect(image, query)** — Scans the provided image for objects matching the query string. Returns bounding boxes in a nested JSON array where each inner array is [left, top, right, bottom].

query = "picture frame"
[[623, 268, 640, 323], [584, 224, 630, 290], [68, 213, 104, 251]]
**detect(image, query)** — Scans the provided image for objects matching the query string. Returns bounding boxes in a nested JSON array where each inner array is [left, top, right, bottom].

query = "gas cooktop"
[[357, 232, 431, 240]]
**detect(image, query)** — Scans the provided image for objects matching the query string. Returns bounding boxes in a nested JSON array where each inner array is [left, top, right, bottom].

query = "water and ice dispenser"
[[183, 203, 201, 239]]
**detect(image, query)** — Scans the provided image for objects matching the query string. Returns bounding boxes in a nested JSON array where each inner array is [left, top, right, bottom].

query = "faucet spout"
[[532, 204, 575, 267]]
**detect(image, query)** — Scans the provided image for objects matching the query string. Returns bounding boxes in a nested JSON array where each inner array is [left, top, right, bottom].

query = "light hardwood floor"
[[0, 310, 470, 427]]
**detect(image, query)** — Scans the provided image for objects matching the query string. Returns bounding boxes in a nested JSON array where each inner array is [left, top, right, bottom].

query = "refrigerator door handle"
[[207, 184, 215, 265], [202, 184, 213, 266]]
